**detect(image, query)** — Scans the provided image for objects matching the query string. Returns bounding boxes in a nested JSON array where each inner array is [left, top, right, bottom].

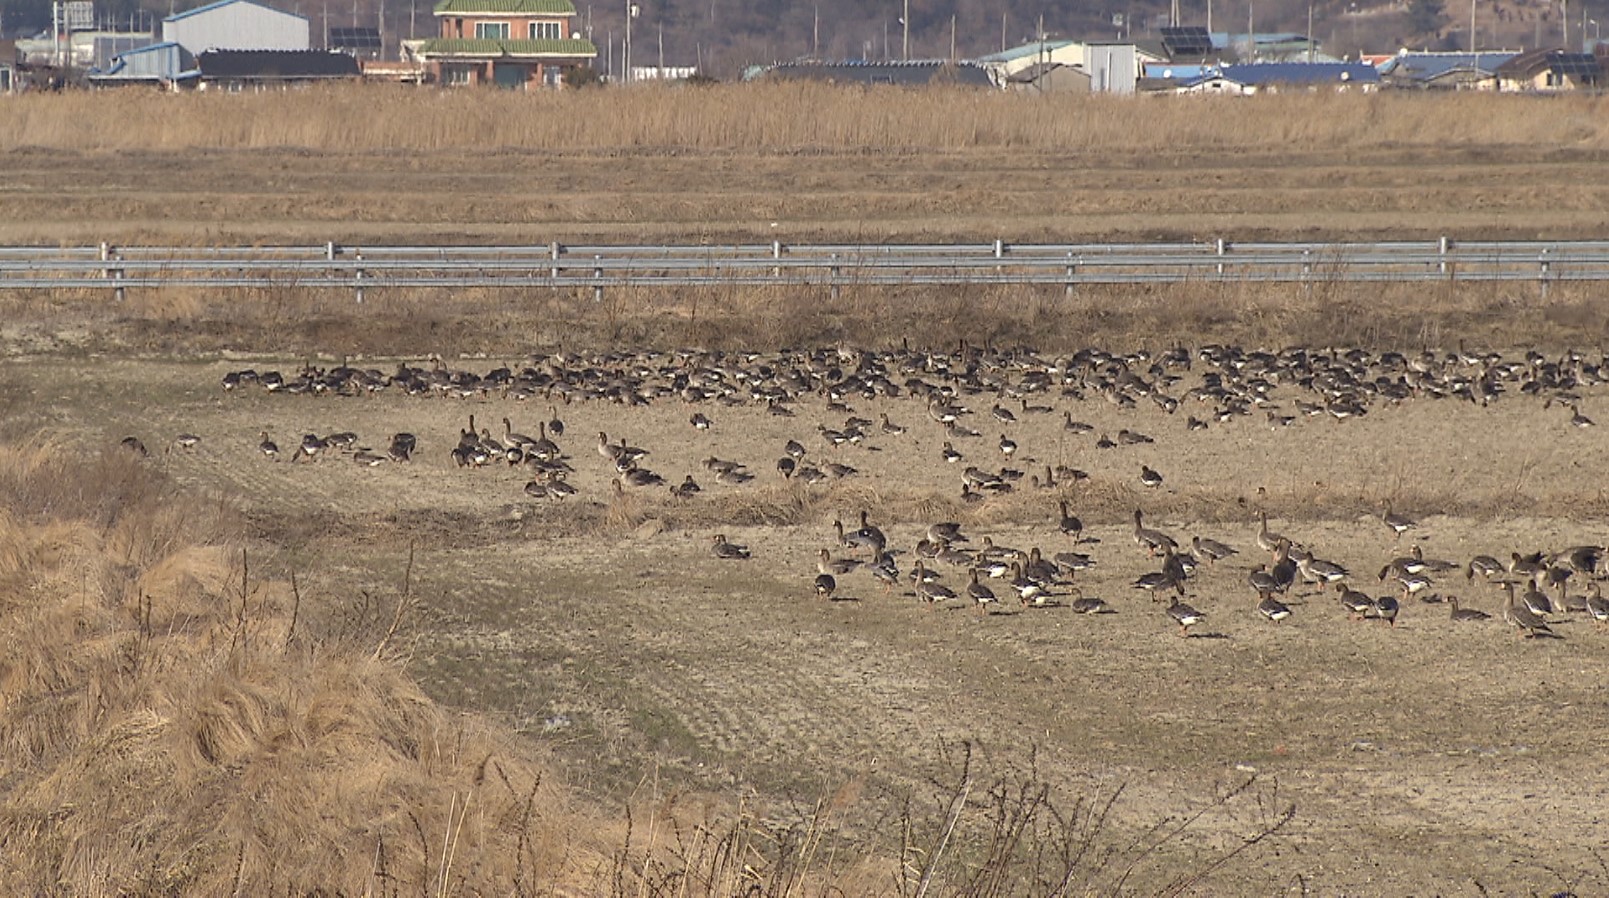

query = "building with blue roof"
[[1377, 50, 1518, 89], [1178, 61, 1380, 94]]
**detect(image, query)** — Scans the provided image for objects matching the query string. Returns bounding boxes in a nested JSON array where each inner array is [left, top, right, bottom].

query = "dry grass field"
[[4, 87, 1609, 894]]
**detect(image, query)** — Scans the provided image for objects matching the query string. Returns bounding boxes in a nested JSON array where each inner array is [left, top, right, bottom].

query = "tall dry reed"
[[2, 84, 1606, 153]]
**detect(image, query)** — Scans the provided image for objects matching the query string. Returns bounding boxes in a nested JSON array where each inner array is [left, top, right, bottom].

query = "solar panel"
[[329, 26, 382, 51], [1160, 26, 1213, 57], [1550, 52, 1600, 76]]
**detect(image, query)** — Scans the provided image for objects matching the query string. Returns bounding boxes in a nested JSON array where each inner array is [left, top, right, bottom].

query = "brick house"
[[417, 0, 596, 88]]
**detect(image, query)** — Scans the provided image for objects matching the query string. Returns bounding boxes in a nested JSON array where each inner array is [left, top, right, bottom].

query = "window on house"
[[475, 21, 510, 39], [443, 63, 474, 85], [529, 21, 561, 39]]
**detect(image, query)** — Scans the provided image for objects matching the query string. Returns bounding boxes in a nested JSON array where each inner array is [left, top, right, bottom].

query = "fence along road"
[[3, 239, 1608, 301]]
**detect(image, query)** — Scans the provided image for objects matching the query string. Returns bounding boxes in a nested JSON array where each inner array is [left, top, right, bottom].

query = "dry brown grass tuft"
[[0, 433, 604, 895]]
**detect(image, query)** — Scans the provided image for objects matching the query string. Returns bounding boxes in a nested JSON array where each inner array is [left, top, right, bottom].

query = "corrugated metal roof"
[[417, 37, 596, 57], [1378, 51, 1516, 80], [432, 0, 576, 15], [166, 0, 309, 24], [1189, 62, 1379, 86], [974, 40, 1076, 64], [759, 60, 995, 87]]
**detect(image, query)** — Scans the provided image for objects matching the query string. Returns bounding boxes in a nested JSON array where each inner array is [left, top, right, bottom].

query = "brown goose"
[[1132, 509, 1178, 556], [1501, 581, 1554, 638]]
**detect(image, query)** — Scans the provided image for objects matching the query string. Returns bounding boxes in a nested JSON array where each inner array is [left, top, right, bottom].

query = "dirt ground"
[[4, 145, 1609, 247], [5, 348, 1609, 894]]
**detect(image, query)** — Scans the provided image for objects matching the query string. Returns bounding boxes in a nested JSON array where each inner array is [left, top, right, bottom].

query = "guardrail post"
[[353, 250, 365, 304], [772, 239, 783, 278], [994, 239, 1005, 259], [830, 253, 840, 302], [550, 241, 562, 280], [593, 254, 604, 303], [1216, 238, 1227, 277], [1439, 235, 1450, 277], [1064, 252, 1076, 298], [101, 242, 126, 302], [1539, 248, 1551, 299], [1301, 248, 1311, 297]]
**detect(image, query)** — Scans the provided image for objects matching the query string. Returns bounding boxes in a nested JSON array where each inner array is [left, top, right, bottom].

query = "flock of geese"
[[120, 342, 1609, 640]]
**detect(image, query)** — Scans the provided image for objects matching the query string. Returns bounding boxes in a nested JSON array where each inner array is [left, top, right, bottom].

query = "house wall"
[[439, 15, 570, 39], [164, 2, 310, 55], [432, 59, 559, 87]]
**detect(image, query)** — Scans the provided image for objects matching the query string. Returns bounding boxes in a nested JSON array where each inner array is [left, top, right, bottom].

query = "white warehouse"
[[162, 0, 310, 56]]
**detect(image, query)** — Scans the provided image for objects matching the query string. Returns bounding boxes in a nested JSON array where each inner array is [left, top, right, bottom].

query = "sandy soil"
[[5, 348, 1609, 893]]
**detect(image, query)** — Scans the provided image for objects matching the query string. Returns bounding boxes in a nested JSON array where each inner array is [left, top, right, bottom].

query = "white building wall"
[[1084, 43, 1138, 94], [163, 1, 310, 55]]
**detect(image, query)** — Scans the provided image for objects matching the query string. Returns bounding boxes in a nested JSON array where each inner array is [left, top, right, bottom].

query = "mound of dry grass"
[[0, 435, 598, 895]]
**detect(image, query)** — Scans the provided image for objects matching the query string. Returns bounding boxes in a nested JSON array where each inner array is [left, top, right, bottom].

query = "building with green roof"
[[420, 0, 595, 88]]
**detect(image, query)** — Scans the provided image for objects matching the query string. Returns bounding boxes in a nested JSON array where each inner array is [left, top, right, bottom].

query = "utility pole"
[[1470, 0, 1476, 51], [813, 3, 818, 57], [902, 0, 909, 60]]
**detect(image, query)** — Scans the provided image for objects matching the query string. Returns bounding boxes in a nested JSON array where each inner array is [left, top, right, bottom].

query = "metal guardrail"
[[2, 238, 1607, 301]]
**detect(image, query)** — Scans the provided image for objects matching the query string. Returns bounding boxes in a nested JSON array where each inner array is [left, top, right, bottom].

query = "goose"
[[1057, 501, 1083, 542], [671, 475, 702, 499], [1248, 564, 1282, 598], [1372, 594, 1401, 627], [1139, 465, 1165, 488], [1519, 582, 1553, 617], [503, 417, 538, 449], [1501, 581, 1554, 638], [852, 511, 888, 554], [1561, 545, 1606, 577], [1052, 550, 1095, 578], [1256, 512, 1285, 555], [879, 413, 907, 436], [1294, 551, 1348, 592], [296, 433, 329, 462], [388, 432, 417, 462], [1069, 593, 1114, 614], [1447, 597, 1491, 622], [689, 412, 714, 430], [868, 552, 901, 593], [546, 405, 565, 438], [1192, 535, 1238, 566], [1165, 597, 1206, 636], [1096, 433, 1117, 450], [353, 450, 386, 467], [1568, 403, 1595, 428], [172, 433, 201, 450], [120, 436, 148, 457], [1585, 583, 1609, 627], [711, 534, 751, 560], [1381, 502, 1416, 542], [1132, 510, 1178, 556], [1023, 547, 1061, 584], [907, 559, 941, 585], [1063, 412, 1094, 433], [776, 457, 796, 479], [998, 434, 1018, 457], [1020, 398, 1053, 415], [1132, 569, 1183, 600], [1007, 562, 1049, 606], [1339, 587, 1375, 620], [941, 442, 964, 464], [784, 439, 808, 460], [1117, 428, 1155, 445], [927, 521, 968, 545], [1257, 592, 1293, 622], [915, 575, 958, 608], [258, 431, 280, 460], [1269, 541, 1299, 593], [620, 468, 666, 488], [543, 475, 577, 499], [814, 573, 837, 600], [990, 404, 1018, 424], [1161, 546, 1195, 584], [715, 468, 755, 486], [965, 570, 999, 615], [818, 548, 860, 576]]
